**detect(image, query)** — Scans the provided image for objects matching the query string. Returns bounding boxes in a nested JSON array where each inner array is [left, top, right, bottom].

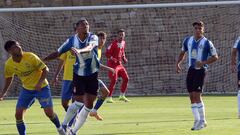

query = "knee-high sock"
[[197, 102, 206, 122], [237, 90, 240, 114], [50, 113, 61, 128], [62, 101, 83, 126], [191, 103, 200, 122], [72, 106, 91, 134], [16, 120, 26, 135]]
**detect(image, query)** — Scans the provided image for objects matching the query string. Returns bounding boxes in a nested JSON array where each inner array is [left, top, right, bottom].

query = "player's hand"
[[35, 83, 42, 91], [196, 61, 205, 69], [0, 93, 5, 101], [176, 63, 182, 73], [71, 47, 80, 55], [110, 68, 115, 74], [51, 76, 59, 86]]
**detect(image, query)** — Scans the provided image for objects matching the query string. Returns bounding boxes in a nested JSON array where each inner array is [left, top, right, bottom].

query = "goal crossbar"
[[0, 1, 240, 12]]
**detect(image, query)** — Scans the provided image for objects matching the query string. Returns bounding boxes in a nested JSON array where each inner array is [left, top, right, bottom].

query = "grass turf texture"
[[0, 96, 239, 135]]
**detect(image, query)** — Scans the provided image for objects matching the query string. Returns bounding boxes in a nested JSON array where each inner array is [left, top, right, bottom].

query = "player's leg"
[[107, 67, 119, 103], [90, 79, 109, 120], [118, 66, 130, 102], [15, 88, 35, 135], [70, 72, 98, 134], [61, 80, 74, 112], [62, 73, 84, 129], [36, 85, 64, 134], [187, 68, 200, 130], [237, 71, 240, 118], [194, 68, 207, 130]]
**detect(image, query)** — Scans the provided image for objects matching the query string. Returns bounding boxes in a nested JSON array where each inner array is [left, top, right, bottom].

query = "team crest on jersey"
[[117, 43, 123, 48], [191, 49, 197, 59]]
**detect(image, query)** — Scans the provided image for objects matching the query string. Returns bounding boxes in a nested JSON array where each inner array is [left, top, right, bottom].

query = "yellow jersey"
[[98, 48, 102, 60], [4, 52, 48, 90], [59, 51, 76, 81]]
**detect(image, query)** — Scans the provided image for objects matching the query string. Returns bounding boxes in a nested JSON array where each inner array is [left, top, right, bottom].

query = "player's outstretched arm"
[[52, 60, 64, 85], [71, 44, 96, 54], [176, 51, 186, 73], [43, 51, 61, 62], [0, 77, 13, 101], [231, 48, 237, 73], [100, 63, 115, 74]]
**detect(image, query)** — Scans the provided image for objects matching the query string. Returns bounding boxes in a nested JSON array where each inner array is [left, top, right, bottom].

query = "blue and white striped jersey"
[[58, 33, 100, 76], [233, 36, 240, 71], [182, 36, 217, 69]]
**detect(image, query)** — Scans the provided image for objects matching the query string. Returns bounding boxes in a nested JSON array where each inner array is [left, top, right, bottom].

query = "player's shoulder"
[[5, 57, 13, 66], [23, 52, 39, 58], [89, 32, 98, 40]]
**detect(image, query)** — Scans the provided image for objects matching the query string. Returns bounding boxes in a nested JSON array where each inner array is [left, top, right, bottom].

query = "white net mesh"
[[0, 3, 239, 97]]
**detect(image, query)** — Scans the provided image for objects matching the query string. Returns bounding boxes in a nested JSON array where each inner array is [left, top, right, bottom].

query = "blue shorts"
[[16, 85, 53, 109], [61, 80, 73, 100]]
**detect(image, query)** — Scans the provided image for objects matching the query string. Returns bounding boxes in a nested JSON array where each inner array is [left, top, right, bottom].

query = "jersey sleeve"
[[106, 41, 114, 58], [57, 37, 73, 54], [59, 52, 67, 61], [233, 36, 240, 49], [207, 40, 217, 56], [181, 37, 188, 52], [30, 53, 48, 70], [4, 64, 14, 78]]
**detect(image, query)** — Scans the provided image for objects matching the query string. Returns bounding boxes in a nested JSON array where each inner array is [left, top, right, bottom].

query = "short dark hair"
[[76, 17, 88, 27], [117, 29, 125, 33], [97, 31, 107, 38], [192, 21, 204, 27], [4, 40, 17, 52]]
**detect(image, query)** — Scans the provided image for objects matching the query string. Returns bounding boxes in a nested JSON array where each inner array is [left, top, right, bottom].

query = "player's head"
[[76, 18, 89, 34], [97, 31, 107, 48], [117, 29, 125, 41], [192, 21, 204, 38], [4, 40, 22, 56]]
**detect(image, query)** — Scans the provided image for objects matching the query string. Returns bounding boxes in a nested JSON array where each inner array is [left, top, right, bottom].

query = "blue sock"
[[50, 113, 61, 128], [94, 98, 105, 110], [68, 106, 83, 127], [16, 120, 26, 135]]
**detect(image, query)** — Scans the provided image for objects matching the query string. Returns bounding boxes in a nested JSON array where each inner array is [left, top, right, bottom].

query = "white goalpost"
[[0, 1, 240, 97]]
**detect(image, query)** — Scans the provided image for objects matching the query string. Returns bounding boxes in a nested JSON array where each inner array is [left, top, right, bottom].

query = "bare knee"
[[44, 107, 54, 118], [15, 110, 24, 120], [101, 88, 110, 98], [61, 100, 70, 111]]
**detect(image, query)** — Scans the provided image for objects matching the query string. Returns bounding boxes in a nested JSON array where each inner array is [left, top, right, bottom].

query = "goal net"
[[0, 1, 240, 97]]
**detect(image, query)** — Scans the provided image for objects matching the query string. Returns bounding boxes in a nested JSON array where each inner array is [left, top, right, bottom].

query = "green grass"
[[0, 96, 240, 135]]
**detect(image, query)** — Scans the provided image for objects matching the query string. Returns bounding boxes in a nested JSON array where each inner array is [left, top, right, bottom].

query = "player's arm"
[[176, 51, 186, 73], [176, 37, 188, 73], [231, 48, 238, 72], [196, 41, 219, 68], [122, 44, 128, 64], [71, 35, 98, 54], [106, 42, 118, 63], [35, 67, 48, 91], [100, 63, 115, 74], [231, 37, 240, 72], [0, 77, 13, 101], [44, 38, 72, 61], [52, 59, 64, 85]]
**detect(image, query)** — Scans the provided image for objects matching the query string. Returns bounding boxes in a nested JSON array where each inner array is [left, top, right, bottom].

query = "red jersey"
[[106, 39, 127, 67]]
